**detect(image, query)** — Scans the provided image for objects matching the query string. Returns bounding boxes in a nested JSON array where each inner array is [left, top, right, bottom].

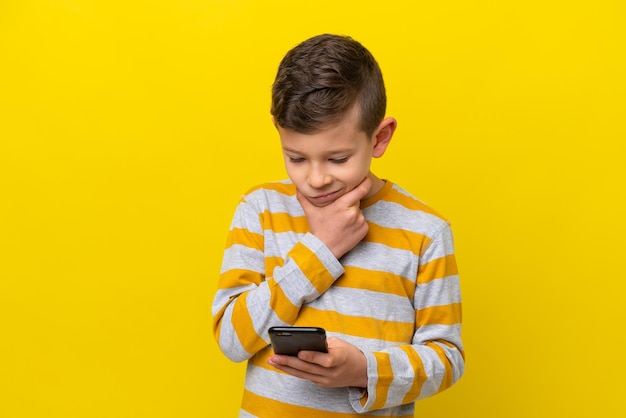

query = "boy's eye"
[[330, 157, 349, 164], [289, 157, 305, 163]]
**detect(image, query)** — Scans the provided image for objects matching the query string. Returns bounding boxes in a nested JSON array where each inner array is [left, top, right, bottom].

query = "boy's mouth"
[[307, 189, 342, 206]]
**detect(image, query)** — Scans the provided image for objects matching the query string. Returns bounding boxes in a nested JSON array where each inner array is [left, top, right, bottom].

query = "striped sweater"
[[212, 180, 464, 417]]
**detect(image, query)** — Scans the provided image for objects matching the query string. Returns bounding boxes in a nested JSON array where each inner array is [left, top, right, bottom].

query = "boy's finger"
[[338, 176, 371, 207]]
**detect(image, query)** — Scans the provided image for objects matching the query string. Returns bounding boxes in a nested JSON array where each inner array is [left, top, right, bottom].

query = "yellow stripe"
[[290, 242, 336, 295], [244, 181, 297, 196], [226, 227, 263, 250], [337, 266, 415, 298], [365, 222, 428, 255], [248, 346, 274, 369], [371, 352, 392, 410], [297, 307, 415, 343], [264, 256, 302, 322], [415, 303, 462, 327], [231, 292, 264, 354], [219, 268, 263, 287], [438, 339, 466, 360], [426, 341, 454, 392], [400, 345, 427, 404], [265, 255, 284, 275], [267, 278, 299, 324], [417, 254, 458, 284], [261, 210, 310, 233]]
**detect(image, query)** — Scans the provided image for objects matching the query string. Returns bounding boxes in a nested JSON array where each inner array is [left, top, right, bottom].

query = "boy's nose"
[[307, 167, 332, 189]]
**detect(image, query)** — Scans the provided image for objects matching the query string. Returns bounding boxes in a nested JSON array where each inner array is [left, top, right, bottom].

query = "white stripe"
[[220, 244, 264, 274], [211, 285, 255, 316], [245, 364, 352, 412], [245, 284, 288, 344], [420, 226, 455, 263], [309, 286, 415, 323], [413, 323, 463, 349], [415, 275, 462, 310], [387, 348, 413, 408], [364, 199, 448, 238], [412, 345, 445, 399], [245, 184, 304, 216], [230, 201, 263, 234], [342, 241, 418, 280], [432, 340, 465, 382], [265, 230, 303, 258]]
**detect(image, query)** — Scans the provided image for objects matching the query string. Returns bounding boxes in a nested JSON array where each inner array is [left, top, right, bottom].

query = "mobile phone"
[[268, 326, 328, 356]]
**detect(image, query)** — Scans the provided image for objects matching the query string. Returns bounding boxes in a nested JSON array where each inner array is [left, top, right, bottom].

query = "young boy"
[[212, 34, 464, 417]]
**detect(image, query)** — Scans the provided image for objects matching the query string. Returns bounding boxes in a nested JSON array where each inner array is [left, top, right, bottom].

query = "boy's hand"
[[297, 177, 371, 259], [267, 337, 368, 389]]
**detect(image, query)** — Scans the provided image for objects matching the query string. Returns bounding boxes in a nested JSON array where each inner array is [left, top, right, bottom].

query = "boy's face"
[[277, 106, 379, 208]]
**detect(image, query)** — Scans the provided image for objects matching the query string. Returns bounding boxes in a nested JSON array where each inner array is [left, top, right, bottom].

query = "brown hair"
[[271, 34, 386, 137]]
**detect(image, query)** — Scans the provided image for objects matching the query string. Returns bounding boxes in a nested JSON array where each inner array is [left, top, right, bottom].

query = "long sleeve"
[[349, 222, 464, 412], [212, 181, 464, 417], [212, 187, 345, 362]]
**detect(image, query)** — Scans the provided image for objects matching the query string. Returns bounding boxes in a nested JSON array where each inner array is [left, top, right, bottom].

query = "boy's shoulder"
[[238, 180, 299, 214], [382, 182, 448, 221], [243, 180, 295, 196], [368, 181, 452, 238]]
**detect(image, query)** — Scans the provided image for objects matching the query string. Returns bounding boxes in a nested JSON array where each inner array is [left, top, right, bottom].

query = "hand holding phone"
[[268, 326, 328, 356]]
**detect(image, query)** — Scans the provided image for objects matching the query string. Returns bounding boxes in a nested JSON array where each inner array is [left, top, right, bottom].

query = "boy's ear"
[[372, 117, 397, 158]]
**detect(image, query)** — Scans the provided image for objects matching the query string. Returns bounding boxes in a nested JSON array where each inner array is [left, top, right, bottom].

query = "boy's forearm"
[[213, 233, 344, 361], [350, 327, 464, 413]]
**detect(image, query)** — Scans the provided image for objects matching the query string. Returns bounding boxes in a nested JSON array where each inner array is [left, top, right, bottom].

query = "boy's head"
[[271, 34, 386, 137]]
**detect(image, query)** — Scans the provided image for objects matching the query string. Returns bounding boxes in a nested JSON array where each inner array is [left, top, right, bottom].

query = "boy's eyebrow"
[[282, 147, 354, 155]]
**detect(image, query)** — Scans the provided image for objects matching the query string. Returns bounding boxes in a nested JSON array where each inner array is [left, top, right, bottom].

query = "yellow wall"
[[1, 1, 624, 417]]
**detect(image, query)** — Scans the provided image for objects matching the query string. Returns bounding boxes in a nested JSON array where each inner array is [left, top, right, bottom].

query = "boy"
[[212, 34, 464, 417]]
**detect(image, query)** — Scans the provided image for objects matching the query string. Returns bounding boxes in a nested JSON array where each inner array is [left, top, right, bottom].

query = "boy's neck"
[[365, 172, 385, 200]]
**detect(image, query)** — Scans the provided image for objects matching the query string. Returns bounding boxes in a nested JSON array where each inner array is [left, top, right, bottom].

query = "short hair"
[[271, 34, 386, 137]]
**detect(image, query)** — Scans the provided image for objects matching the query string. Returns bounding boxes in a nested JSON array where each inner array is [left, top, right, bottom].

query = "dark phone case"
[[268, 327, 328, 356]]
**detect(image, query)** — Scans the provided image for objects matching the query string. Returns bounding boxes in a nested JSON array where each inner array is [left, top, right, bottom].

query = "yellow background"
[[1, 1, 624, 417]]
